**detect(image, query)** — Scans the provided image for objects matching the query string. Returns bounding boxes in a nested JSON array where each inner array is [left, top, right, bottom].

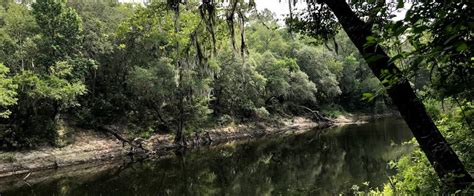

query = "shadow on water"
[[1, 117, 413, 195]]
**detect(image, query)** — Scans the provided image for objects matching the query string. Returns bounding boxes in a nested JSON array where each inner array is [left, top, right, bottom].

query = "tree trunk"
[[322, 0, 472, 189], [173, 2, 186, 146]]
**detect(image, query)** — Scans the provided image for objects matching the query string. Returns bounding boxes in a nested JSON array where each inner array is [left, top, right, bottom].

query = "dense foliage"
[[361, 100, 474, 194], [0, 0, 472, 193], [0, 0, 384, 148]]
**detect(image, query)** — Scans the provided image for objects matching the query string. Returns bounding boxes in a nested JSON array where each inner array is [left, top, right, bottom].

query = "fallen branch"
[[98, 125, 148, 153], [22, 172, 31, 181], [297, 105, 332, 122]]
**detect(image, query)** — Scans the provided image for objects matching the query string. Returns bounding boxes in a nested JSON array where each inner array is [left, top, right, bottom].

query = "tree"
[[68, 2, 134, 126], [253, 52, 316, 106], [290, 0, 473, 189], [0, 63, 17, 118], [0, 1, 38, 72], [116, 1, 214, 144], [399, 1, 473, 101], [9, 60, 86, 147], [128, 57, 177, 131], [212, 49, 266, 117], [295, 46, 340, 103], [0, 0, 87, 148], [32, 0, 82, 66]]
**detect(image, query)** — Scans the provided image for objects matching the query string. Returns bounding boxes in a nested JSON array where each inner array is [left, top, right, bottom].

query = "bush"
[[321, 104, 347, 118], [254, 107, 270, 120], [379, 100, 474, 194], [217, 114, 234, 127]]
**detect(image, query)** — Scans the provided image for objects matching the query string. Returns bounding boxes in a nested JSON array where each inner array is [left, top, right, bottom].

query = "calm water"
[[1, 117, 413, 195]]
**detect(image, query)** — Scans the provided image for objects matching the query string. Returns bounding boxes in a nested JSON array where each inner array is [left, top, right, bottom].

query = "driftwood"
[[98, 125, 148, 153], [297, 105, 332, 122], [22, 172, 31, 181]]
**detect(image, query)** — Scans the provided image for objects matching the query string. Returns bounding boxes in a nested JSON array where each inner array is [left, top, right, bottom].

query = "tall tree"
[[0, 63, 17, 118], [305, 0, 473, 190], [32, 0, 82, 66], [0, 0, 87, 148]]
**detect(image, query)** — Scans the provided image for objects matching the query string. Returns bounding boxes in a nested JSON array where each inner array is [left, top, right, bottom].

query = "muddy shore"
[[0, 113, 397, 179]]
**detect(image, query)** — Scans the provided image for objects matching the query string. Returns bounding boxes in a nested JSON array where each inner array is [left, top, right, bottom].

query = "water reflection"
[[2, 117, 413, 195]]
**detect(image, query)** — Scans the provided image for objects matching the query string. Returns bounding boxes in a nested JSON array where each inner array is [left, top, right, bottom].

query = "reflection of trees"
[[5, 118, 413, 195]]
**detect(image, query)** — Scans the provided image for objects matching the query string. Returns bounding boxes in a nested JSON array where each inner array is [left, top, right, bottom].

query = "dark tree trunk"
[[173, 3, 186, 147], [175, 92, 185, 146], [321, 0, 472, 189]]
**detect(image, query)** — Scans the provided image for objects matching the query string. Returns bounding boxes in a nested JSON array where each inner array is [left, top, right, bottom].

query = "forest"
[[0, 0, 472, 194]]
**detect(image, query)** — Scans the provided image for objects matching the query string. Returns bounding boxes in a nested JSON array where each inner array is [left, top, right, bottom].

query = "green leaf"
[[0, 63, 18, 118], [390, 54, 404, 63], [455, 42, 468, 52], [365, 54, 385, 64], [397, 0, 404, 9], [366, 36, 376, 44], [392, 21, 406, 36], [362, 92, 375, 102]]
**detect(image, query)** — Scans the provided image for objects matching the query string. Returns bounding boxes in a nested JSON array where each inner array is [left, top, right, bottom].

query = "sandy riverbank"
[[0, 113, 398, 178]]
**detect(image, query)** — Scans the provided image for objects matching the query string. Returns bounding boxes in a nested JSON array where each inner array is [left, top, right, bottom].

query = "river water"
[[1, 117, 413, 195]]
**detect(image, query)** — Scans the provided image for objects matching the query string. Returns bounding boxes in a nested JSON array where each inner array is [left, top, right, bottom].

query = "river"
[[1, 117, 413, 195]]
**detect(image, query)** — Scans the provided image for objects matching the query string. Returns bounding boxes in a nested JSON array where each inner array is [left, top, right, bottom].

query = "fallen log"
[[296, 105, 332, 122], [98, 125, 148, 153]]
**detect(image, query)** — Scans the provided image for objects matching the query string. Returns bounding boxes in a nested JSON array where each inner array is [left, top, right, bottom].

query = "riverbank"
[[0, 113, 398, 178]]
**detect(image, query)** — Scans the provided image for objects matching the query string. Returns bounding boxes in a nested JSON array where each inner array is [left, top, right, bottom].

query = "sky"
[[254, 0, 411, 21], [255, 0, 302, 19], [119, 0, 411, 21]]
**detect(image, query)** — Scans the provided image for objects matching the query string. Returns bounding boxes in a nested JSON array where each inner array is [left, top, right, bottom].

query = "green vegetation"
[[373, 100, 474, 194], [0, 0, 384, 148], [288, 0, 472, 192], [0, 63, 17, 118], [353, 100, 473, 194], [0, 0, 472, 194]]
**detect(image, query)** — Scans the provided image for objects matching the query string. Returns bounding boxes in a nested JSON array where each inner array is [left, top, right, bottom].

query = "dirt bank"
[[0, 113, 398, 178], [0, 131, 128, 178]]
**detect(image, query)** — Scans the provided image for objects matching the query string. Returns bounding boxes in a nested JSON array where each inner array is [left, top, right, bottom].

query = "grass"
[[0, 152, 16, 163]]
